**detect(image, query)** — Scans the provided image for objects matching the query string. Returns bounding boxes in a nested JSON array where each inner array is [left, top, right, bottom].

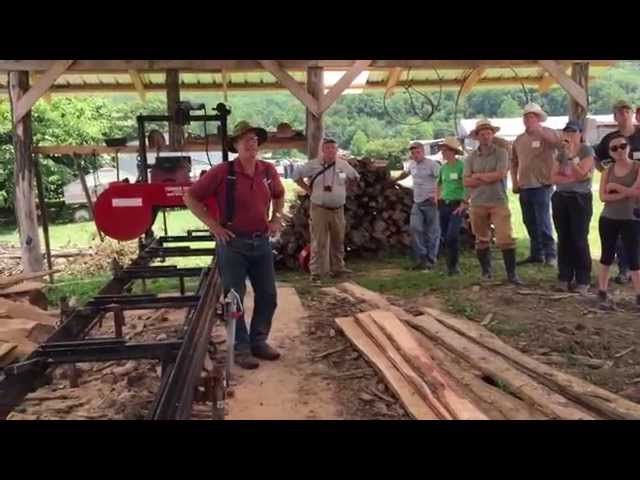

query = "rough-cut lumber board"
[[0, 338, 37, 367], [0, 318, 55, 343], [259, 60, 320, 116], [335, 316, 437, 420], [0, 298, 57, 325], [421, 307, 640, 420], [0, 270, 59, 289], [538, 60, 588, 109], [319, 60, 372, 113], [367, 310, 488, 420], [408, 314, 596, 420], [354, 312, 452, 419], [337, 282, 412, 321], [415, 332, 548, 420], [0, 342, 18, 360], [0, 281, 45, 296]]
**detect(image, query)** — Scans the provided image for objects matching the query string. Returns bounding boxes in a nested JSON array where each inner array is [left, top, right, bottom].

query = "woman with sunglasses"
[[597, 132, 640, 307], [550, 121, 595, 294]]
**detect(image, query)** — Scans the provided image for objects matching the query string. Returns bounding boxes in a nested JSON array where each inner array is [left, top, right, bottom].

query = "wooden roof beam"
[[319, 60, 372, 113], [13, 60, 74, 125], [384, 68, 403, 99], [128, 70, 146, 103], [258, 60, 320, 116], [460, 67, 487, 97], [538, 60, 588, 109]]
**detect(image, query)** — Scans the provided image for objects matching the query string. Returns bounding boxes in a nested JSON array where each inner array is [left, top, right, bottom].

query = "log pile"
[[333, 282, 640, 420]]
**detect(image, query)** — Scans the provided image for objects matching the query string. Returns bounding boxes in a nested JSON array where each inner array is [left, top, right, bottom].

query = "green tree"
[[497, 98, 522, 117], [350, 130, 368, 156]]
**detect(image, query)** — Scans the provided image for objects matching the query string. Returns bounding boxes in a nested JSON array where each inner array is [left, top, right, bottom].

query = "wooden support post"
[[305, 67, 324, 159], [569, 63, 589, 124], [33, 155, 54, 283], [8, 71, 44, 273], [74, 156, 104, 243], [166, 69, 184, 149]]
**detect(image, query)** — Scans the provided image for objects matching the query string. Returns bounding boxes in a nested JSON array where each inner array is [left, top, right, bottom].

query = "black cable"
[[508, 67, 530, 105], [453, 69, 473, 138], [382, 67, 444, 126]]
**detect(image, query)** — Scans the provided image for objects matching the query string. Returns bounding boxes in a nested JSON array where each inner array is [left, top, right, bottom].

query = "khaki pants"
[[309, 204, 346, 276], [469, 203, 516, 250]]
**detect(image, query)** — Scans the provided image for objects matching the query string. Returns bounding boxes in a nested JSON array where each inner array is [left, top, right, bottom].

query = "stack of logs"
[[273, 156, 474, 270], [274, 157, 413, 269]]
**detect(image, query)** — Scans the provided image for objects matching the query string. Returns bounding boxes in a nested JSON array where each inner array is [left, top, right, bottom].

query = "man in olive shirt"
[[464, 119, 523, 285], [594, 100, 640, 284], [293, 138, 360, 282], [511, 103, 561, 267]]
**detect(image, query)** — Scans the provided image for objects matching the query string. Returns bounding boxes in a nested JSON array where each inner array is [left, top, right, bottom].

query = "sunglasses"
[[610, 143, 628, 153]]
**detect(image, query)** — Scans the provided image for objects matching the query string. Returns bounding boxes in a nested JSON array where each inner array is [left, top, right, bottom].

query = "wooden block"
[[0, 342, 18, 360], [0, 281, 46, 296], [335, 316, 438, 420]]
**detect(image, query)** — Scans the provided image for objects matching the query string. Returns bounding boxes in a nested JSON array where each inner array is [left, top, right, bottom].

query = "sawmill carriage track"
[[0, 230, 224, 420]]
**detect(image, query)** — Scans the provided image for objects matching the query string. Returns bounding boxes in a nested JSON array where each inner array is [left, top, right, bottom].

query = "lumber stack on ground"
[[421, 307, 640, 420], [332, 281, 639, 420]]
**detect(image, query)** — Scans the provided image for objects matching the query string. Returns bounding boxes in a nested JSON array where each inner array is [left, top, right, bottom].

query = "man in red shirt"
[[184, 121, 285, 370]]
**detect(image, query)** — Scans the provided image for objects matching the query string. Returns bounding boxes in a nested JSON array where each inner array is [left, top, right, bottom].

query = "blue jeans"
[[519, 186, 556, 260], [410, 200, 440, 264], [217, 235, 277, 353], [439, 201, 464, 269]]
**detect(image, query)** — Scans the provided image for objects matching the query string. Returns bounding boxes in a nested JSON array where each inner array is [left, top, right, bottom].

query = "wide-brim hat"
[[470, 119, 501, 137], [275, 122, 295, 138], [522, 102, 548, 122], [613, 99, 632, 112], [228, 121, 268, 153], [438, 136, 464, 155]]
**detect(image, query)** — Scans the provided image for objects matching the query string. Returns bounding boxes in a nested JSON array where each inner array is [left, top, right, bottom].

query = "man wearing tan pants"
[[293, 138, 360, 282], [463, 119, 523, 285]]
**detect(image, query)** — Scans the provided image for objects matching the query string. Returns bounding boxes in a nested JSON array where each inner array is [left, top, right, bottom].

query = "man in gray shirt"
[[392, 141, 441, 270], [293, 138, 360, 282], [463, 119, 523, 285]]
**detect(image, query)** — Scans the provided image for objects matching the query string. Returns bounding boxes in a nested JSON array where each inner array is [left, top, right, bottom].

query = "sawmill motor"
[[93, 102, 230, 242]]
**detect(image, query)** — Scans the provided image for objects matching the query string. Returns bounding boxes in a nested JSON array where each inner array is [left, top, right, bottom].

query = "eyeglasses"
[[610, 143, 628, 153]]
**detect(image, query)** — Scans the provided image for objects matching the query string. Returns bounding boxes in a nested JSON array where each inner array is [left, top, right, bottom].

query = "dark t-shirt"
[[594, 126, 640, 168]]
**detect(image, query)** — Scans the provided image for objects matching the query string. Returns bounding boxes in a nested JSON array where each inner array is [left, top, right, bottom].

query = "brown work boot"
[[234, 351, 260, 370], [251, 343, 281, 361]]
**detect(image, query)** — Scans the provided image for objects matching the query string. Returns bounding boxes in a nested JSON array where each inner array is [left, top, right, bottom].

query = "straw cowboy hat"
[[228, 121, 268, 153], [275, 122, 295, 138], [522, 102, 548, 122], [438, 136, 464, 155], [470, 119, 501, 137]]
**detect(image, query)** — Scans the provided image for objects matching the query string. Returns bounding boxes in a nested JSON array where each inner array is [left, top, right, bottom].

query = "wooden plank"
[[384, 68, 403, 98], [538, 60, 588, 109], [9, 71, 44, 274], [0, 338, 37, 367], [0, 298, 57, 325], [0, 281, 45, 296], [13, 60, 74, 125], [0, 270, 59, 289], [334, 316, 438, 420], [460, 67, 486, 96], [408, 314, 596, 420], [366, 310, 488, 420], [319, 60, 372, 113], [421, 307, 640, 420], [0, 318, 55, 343], [415, 333, 549, 420], [128, 70, 146, 103], [0, 342, 18, 360], [354, 312, 452, 419], [259, 60, 320, 116], [336, 282, 412, 321]]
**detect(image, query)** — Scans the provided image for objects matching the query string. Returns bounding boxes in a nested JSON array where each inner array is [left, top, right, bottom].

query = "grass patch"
[[44, 275, 112, 307]]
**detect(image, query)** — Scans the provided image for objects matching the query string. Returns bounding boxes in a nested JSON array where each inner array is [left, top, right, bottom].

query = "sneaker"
[[448, 267, 461, 276], [572, 284, 590, 296], [422, 262, 435, 272], [234, 352, 260, 370], [331, 268, 353, 278], [554, 282, 570, 292], [544, 257, 558, 268], [614, 272, 630, 285], [410, 261, 427, 271], [251, 343, 281, 361]]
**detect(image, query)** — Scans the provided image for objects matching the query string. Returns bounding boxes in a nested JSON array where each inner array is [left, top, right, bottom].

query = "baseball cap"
[[409, 141, 423, 150], [562, 120, 582, 132], [613, 100, 632, 111]]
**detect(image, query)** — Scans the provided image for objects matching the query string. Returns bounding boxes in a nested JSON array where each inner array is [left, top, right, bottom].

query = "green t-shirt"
[[438, 159, 466, 201]]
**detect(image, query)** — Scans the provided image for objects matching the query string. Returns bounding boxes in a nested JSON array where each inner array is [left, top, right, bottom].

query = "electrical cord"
[[201, 105, 212, 166], [383, 67, 444, 125]]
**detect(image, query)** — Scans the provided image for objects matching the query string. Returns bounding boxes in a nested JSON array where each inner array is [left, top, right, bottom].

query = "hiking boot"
[[251, 343, 281, 361], [502, 248, 524, 286], [476, 248, 492, 280], [614, 271, 630, 285], [235, 351, 260, 370], [516, 256, 544, 266], [597, 290, 615, 310]]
